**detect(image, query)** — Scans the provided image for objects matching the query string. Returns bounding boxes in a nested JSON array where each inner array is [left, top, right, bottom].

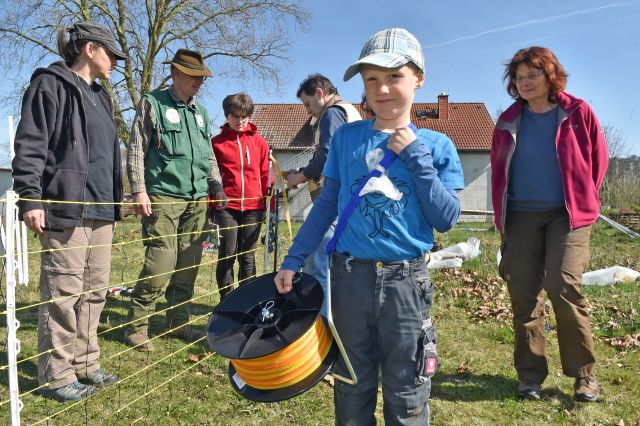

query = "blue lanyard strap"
[[325, 124, 418, 255]]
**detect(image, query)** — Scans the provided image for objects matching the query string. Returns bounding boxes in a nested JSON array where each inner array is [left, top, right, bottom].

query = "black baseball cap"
[[70, 21, 127, 60]]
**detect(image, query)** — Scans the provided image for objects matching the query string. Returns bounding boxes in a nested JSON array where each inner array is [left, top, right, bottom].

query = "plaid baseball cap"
[[343, 28, 425, 82], [70, 22, 127, 60]]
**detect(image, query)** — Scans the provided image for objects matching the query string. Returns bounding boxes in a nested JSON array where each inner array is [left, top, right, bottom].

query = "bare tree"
[[602, 124, 629, 159], [0, 0, 310, 143]]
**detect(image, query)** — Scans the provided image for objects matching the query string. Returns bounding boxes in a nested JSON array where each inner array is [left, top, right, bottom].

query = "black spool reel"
[[207, 272, 338, 402]]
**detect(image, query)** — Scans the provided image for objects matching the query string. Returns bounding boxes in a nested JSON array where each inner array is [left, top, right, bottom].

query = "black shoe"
[[168, 326, 206, 342], [517, 380, 541, 400]]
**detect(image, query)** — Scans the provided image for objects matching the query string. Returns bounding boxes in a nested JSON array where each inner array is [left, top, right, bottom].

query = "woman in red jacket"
[[491, 47, 608, 403], [211, 93, 270, 298]]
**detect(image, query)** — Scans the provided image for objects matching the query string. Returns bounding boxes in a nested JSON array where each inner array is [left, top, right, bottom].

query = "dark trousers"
[[214, 208, 263, 297], [499, 208, 595, 383], [331, 253, 434, 426]]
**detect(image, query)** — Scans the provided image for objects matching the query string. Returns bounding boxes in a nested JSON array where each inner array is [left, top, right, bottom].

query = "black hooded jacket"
[[11, 61, 122, 227]]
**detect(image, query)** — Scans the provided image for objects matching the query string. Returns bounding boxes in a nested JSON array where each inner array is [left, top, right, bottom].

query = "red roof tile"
[[250, 100, 494, 151]]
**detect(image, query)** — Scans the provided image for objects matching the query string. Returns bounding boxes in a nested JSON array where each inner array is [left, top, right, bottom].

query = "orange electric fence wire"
[[230, 317, 332, 390]]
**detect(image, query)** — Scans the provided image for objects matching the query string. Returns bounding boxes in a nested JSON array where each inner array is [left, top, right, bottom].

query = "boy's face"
[[361, 64, 424, 128], [227, 113, 250, 132]]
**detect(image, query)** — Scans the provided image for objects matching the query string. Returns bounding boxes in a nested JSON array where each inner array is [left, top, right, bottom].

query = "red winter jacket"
[[211, 122, 270, 211], [491, 91, 609, 232]]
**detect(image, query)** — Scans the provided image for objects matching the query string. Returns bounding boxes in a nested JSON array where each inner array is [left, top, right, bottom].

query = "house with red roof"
[[249, 93, 494, 222]]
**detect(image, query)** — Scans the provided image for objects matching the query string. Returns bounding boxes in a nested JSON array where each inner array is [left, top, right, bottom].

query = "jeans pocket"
[[416, 316, 437, 384], [411, 268, 434, 308]]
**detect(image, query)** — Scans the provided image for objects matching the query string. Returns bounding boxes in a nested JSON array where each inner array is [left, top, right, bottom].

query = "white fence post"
[[5, 190, 23, 425], [8, 115, 29, 286]]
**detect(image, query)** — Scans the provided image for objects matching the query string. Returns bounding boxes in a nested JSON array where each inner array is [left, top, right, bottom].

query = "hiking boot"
[[168, 326, 206, 343], [123, 328, 154, 352], [574, 376, 599, 402], [80, 368, 118, 388], [516, 380, 541, 400], [39, 381, 97, 402]]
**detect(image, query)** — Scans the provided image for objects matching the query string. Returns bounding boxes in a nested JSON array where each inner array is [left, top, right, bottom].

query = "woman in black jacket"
[[11, 21, 126, 402]]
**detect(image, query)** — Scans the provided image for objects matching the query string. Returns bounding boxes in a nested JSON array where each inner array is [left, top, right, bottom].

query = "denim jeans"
[[330, 252, 435, 426], [303, 222, 335, 316]]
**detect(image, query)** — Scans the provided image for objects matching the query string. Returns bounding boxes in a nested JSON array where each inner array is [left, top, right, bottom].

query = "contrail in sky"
[[425, 1, 640, 48], [444, 13, 640, 63]]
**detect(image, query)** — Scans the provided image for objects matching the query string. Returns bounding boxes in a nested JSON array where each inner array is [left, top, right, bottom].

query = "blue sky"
[[213, 0, 640, 155], [2, 0, 639, 162]]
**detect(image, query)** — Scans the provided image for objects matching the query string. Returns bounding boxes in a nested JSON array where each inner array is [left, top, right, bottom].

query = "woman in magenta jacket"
[[211, 93, 270, 298], [491, 46, 608, 403]]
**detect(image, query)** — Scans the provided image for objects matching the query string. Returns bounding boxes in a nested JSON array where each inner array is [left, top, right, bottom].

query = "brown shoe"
[[123, 328, 154, 352], [168, 326, 206, 343], [574, 376, 599, 402]]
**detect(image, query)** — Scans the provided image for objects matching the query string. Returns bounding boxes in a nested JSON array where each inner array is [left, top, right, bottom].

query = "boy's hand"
[[274, 269, 297, 293], [387, 126, 417, 154]]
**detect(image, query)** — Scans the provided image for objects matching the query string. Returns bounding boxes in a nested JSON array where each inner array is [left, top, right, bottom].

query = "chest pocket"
[[157, 114, 189, 158], [195, 126, 211, 158]]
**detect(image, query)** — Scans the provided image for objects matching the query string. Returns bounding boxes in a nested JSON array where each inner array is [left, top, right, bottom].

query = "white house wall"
[[457, 152, 492, 222], [272, 150, 493, 223]]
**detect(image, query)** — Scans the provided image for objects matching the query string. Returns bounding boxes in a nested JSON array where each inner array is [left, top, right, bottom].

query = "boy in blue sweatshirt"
[[275, 28, 464, 425]]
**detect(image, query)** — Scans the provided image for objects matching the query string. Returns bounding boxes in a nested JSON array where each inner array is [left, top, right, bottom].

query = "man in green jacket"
[[124, 49, 225, 351]]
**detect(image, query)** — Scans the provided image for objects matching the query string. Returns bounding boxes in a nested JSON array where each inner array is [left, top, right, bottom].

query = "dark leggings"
[[214, 208, 263, 297]]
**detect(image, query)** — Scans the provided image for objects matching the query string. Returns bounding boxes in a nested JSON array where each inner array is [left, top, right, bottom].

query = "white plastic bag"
[[582, 266, 640, 286], [428, 237, 481, 269]]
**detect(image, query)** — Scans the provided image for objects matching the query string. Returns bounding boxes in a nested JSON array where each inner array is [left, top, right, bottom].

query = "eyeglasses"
[[513, 70, 544, 84]]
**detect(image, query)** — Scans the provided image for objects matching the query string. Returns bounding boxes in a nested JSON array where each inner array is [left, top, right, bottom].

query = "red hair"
[[504, 46, 568, 103]]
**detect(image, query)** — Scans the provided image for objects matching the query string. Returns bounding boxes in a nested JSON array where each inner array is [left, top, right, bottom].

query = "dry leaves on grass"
[[613, 419, 640, 426], [447, 269, 511, 323], [456, 362, 471, 374], [601, 333, 640, 350]]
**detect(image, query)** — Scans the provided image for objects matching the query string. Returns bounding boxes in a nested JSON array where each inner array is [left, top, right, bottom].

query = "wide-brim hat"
[[343, 28, 425, 82], [163, 49, 212, 77], [70, 22, 127, 61]]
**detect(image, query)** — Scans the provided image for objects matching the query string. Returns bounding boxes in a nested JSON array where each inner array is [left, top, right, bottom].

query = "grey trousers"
[[38, 220, 114, 389], [331, 252, 435, 426]]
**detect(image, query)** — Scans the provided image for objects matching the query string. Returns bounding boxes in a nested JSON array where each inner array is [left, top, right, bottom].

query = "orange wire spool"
[[206, 272, 338, 402]]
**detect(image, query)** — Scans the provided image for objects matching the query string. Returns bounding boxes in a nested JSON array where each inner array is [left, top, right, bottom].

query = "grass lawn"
[[1, 218, 639, 425]]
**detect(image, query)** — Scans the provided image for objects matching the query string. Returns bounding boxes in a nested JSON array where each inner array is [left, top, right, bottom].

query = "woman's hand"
[[23, 209, 45, 235]]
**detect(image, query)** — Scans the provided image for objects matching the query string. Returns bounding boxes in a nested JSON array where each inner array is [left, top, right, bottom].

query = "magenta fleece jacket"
[[490, 91, 609, 231]]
